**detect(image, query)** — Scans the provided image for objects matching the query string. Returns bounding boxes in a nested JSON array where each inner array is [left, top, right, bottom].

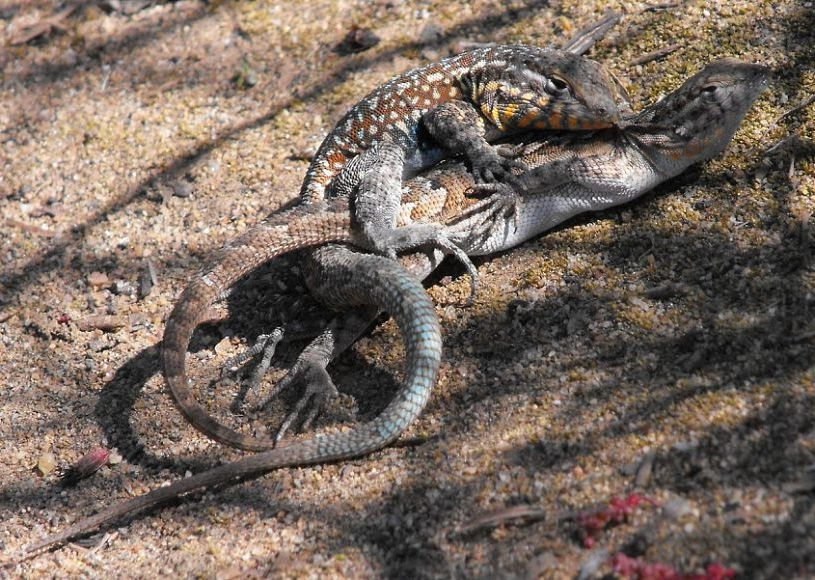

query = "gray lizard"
[[246, 56, 773, 442]]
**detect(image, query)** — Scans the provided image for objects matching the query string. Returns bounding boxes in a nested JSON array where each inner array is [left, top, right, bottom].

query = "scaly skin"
[[300, 43, 622, 205], [162, 147, 486, 452], [167, 58, 771, 456], [294, 39, 624, 313], [20, 248, 442, 562], [265, 58, 771, 442], [167, 22, 626, 451], [9, 58, 769, 562]]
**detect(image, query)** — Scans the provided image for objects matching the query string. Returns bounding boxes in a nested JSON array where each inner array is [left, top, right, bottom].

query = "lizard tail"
[[17, 248, 441, 560], [162, 202, 354, 451]]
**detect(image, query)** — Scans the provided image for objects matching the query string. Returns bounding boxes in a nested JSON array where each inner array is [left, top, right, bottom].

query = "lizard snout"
[[595, 104, 622, 125]]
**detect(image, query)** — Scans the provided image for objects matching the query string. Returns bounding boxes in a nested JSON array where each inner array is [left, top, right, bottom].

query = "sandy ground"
[[1, 0, 814, 578]]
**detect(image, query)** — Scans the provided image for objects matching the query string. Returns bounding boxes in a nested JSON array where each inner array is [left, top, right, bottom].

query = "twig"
[[631, 43, 682, 66], [775, 94, 815, 123], [458, 504, 553, 534], [560, 9, 622, 56], [9, 4, 79, 46], [790, 330, 815, 343], [764, 133, 799, 155], [642, 2, 683, 12]]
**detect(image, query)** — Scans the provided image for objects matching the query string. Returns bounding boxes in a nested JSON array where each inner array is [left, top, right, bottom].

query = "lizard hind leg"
[[225, 310, 374, 442], [248, 325, 343, 442], [343, 140, 480, 300]]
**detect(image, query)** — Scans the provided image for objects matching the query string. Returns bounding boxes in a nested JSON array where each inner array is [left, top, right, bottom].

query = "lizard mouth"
[[491, 101, 618, 131]]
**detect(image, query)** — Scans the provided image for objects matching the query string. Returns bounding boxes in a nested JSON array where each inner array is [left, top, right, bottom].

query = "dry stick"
[[775, 94, 815, 123], [752, 96, 814, 159], [457, 505, 552, 534], [560, 9, 622, 55], [9, 4, 79, 45], [642, 1, 683, 12], [631, 43, 682, 66]]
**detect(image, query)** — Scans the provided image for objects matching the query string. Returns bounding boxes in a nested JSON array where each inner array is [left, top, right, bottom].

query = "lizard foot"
[[449, 182, 521, 247], [220, 326, 350, 440], [366, 224, 479, 304], [252, 342, 350, 441], [223, 327, 352, 441], [469, 143, 528, 186], [221, 328, 286, 386]]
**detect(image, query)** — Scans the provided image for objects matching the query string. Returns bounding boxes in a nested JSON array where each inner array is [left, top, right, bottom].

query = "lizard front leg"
[[333, 140, 480, 297], [422, 99, 527, 185]]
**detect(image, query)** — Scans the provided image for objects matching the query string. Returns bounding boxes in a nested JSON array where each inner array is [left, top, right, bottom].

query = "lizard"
[[293, 16, 624, 323], [166, 16, 627, 452], [249, 55, 774, 440], [9, 57, 769, 561], [287, 41, 624, 293]]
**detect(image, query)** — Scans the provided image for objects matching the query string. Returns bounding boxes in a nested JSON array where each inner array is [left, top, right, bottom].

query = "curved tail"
[[17, 249, 441, 560], [162, 202, 355, 451]]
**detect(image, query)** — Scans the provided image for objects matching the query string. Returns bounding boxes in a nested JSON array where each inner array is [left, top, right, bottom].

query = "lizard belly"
[[466, 183, 648, 256]]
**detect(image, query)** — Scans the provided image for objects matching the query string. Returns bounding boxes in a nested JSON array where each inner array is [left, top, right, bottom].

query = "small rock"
[[634, 451, 656, 487], [214, 336, 232, 356], [643, 282, 688, 300], [78, 315, 125, 333], [37, 452, 57, 476], [113, 280, 137, 296], [172, 180, 193, 198], [662, 497, 693, 520], [782, 472, 815, 494], [137, 259, 158, 300], [335, 27, 380, 55], [420, 23, 444, 44], [577, 548, 609, 580], [289, 146, 315, 161], [525, 551, 557, 578], [87, 271, 110, 290]]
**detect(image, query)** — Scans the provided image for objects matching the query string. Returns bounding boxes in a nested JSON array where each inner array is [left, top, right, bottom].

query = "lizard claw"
[[242, 329, 357, 441], [444, 182, 521, 256], [221, 328, 285, 382], [222, 328, 347, 441], [466, 182, 522, 234], [260, 354, 342, 441], [433, 233, 479, 306], [470, 144, 527, 187], [363, 225, 479, 305]]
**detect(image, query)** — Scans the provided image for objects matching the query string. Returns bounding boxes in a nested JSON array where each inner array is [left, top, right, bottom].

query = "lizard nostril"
[[595, 105, 619, 124]]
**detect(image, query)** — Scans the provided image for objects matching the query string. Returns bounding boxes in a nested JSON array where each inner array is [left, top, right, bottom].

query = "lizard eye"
[[701, 84, 719, 95], [544, 76, 571, 96]]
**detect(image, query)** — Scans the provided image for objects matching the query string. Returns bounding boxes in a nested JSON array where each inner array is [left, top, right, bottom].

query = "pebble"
[[37, 452, 56, 476]]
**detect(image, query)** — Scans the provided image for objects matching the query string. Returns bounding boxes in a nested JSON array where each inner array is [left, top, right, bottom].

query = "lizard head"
[[625, 58, 770, 165], [463, 48, 622, 132]]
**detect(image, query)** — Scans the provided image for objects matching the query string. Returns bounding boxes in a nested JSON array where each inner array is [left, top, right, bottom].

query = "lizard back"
[[300, 45, 621, 204]]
